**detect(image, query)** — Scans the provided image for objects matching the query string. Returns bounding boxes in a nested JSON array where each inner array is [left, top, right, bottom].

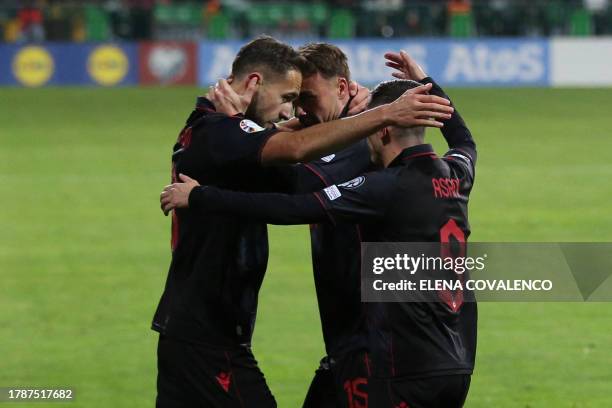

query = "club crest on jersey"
[[320, 154, 335, 163], [239, 119, 265, 133], [339, 176, 365, 189]]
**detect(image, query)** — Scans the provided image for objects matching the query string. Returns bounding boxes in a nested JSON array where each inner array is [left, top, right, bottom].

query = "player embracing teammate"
[[153, 36, 454, 408], [162, 48, 477, 407]]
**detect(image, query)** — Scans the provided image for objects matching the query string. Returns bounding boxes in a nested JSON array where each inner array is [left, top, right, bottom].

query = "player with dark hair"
[[210, 42, 373, 408], [153, 37, 454, 408], [160, 51, 477, 408]]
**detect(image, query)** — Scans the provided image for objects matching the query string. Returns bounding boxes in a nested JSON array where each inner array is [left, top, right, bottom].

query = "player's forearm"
[[188, 186, 329, 225], [422, 77, 476, 156], [261, 106, 389, 165]]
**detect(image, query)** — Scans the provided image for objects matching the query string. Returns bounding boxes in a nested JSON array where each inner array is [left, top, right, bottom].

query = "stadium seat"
[[154, 4, 174, 25], [449, 12, 473, 37], [245, 5, 269, 32], [570, 8, 593, 36], [267, 3, 288, 26], [414, 4, 435, 36], [153, 3, 201, 40], [543, 1, 569, 35], [310, 3, 329, 27], [328, 9, 355, 39], [175, 4, 202, 27], [207, 11, 229, 39], [290, 3, 309, 24], [84, 5, 110, 41]]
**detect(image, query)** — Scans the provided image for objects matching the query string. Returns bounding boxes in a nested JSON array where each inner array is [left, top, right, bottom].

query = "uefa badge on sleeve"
[[239, 119, 266, 133]]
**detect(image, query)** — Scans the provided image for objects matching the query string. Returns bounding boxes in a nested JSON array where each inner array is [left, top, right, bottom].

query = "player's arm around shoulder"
[[260, 84, 453, 166], [161, 175, 330, 225]]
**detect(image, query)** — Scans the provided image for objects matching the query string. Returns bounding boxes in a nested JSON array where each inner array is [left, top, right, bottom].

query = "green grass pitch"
[[1, 86, 611, 407]]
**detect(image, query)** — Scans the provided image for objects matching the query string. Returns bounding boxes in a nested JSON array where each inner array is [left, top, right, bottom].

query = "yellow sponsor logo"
[[12, 46, 54, 87], [88, 45, 129, 86]]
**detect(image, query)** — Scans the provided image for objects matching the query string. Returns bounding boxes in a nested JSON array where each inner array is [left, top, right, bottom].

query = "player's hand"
[[347, 81, 371, 116], [384, 50, 427, 81], [208, 76, 258, 116], [160, 174, 201, 216], [384, 83, 453, 128]]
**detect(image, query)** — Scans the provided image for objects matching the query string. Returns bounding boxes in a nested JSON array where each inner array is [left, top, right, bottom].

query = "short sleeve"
[[201, 114, 280, 167]]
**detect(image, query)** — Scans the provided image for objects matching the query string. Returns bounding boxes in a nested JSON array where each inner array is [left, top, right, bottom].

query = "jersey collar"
[[389, 144, 436, 167]]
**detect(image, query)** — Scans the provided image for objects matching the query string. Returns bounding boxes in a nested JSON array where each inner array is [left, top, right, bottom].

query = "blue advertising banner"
[[0, 43, 138, 87], [0, 39, 549, 87], [199, 39, 550, 87]]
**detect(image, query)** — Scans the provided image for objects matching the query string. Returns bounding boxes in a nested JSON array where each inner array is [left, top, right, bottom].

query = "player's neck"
[[230, 81, 243, 95], [382, 139, 424, 167], [381, 147, 402, 167]]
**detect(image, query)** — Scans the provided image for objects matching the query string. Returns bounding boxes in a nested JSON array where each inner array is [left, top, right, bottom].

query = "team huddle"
[[156, 36, 477, 408]]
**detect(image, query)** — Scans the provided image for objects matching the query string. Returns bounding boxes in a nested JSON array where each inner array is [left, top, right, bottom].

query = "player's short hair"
[[232, 36, 305, 80], [297, 43, 351, 81], [368, 79, 425, 139], [368, 79, 423, 108]]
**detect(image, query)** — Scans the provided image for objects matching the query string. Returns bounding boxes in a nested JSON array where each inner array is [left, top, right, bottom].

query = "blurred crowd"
[[2, 0, 611, 42]]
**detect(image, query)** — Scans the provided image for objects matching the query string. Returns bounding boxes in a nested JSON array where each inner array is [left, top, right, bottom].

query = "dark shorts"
[[369, 374, 471, 408], [303, 350, 370, 408], [156, 335, 276, 408]]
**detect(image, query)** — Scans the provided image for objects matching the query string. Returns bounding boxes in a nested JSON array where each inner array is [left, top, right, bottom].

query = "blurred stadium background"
[[1, 1, 612, 408], [2, 0, 612, 41]]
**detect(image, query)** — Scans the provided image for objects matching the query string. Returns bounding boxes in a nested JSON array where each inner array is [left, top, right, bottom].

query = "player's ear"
[[381, 127, 391, 145], [337, 77, 349, 98], [247, 73, 262, 88]]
